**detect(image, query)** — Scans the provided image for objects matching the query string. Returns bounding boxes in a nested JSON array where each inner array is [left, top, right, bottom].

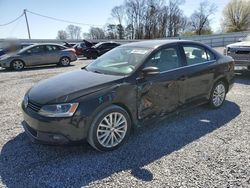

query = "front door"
[[23, 45, 46, 66], [137, 45, 184, 120]]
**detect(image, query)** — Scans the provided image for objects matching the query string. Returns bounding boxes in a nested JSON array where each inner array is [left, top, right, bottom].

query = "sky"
[[0, 0, 230, 39]]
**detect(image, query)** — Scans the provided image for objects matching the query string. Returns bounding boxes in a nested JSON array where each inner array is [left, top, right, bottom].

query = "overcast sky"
[[0, 0, 230, 39]]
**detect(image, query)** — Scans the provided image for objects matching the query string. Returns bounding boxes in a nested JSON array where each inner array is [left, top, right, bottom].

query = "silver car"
[[224, 35, 250, 70], [0, 43, 77, 70]]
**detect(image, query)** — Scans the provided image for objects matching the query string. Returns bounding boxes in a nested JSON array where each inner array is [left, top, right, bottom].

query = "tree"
[[168, 0, 186, 37], [56, 30, 68, 40], [66, 25, 82, 39], [222, 0, 250, 32], [89, 27, 106, 39], [189, 1, 216, 35], [111, 5, 125, 25]]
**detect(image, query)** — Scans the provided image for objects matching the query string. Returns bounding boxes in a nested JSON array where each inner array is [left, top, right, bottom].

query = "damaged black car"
[[22, 40, 234, 151]]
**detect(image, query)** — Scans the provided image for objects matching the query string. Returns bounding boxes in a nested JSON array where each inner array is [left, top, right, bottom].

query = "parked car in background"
[[73, 40, 97, 56], [0, 43, 33, 57], [0, 43, 77, 70], [21, 40, 234, 151], [83, 42, 120, 59], [224, 35, 250, 70], [63, 42, 76, 48]]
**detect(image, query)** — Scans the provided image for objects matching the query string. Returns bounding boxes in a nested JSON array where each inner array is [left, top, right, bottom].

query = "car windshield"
[[18, 45, 35, 54], [86, 46, 152, 76]]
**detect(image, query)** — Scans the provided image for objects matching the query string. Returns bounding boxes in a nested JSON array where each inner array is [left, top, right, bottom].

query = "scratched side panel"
[[72, 81, 138, 137]]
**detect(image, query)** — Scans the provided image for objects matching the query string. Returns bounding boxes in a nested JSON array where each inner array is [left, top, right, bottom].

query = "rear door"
[[137, 44, 184, 120], [44, 45, 61, 64], [178, 43, 217, 105]]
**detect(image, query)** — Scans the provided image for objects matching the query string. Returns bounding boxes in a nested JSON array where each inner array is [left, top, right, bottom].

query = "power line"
[[0, 13, 24, 26], [26, 9, 103, 27]]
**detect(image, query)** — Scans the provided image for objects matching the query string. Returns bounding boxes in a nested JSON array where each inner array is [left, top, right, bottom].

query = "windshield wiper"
[[93, 70, 104, 74]]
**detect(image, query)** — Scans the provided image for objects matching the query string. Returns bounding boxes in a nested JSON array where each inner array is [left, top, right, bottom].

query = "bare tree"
[[56, 30, 68, 40], [189, 1, 216, 35], [89, 27, 106, 39], [168, 0, 185, 37], [222, 0, 250, 32], [111, 5, 125, 25], [66, 25, 82, 39]]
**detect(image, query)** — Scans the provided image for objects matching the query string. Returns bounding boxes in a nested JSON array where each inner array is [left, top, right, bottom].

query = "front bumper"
[[0, 60, 11, 68], [21, 102, 88, 144], [22, 121, 70, 144]]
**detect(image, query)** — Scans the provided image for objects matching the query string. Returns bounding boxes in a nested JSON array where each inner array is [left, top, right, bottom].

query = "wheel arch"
[[60, 56, 71, 62], [214, 76, 229, 93]]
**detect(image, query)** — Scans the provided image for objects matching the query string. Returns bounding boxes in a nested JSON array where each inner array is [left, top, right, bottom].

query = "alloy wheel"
[[97, 112, 127, 148], [212, 83, 226, 107], [12, 60, 24, 70], [61, 57, 70, 66]]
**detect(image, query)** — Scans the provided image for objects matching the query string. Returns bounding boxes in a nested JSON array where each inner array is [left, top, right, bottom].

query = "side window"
[[28, 46, 44, 53], [145, 47, 180, 72], [183, 45, 215, 65]]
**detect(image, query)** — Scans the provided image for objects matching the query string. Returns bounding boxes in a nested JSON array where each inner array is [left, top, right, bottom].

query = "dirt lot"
[[0, 58, 250, 188]]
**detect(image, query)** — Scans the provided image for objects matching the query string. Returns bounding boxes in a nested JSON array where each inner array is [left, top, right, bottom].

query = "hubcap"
[[13, 61, 24, 70], [61, 58, 69, 65], [97, 112, 127, 148], [212, 83, 225, 107]]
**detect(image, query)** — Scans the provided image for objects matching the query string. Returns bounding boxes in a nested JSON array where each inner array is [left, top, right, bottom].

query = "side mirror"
[[142, 66, 160, 77]]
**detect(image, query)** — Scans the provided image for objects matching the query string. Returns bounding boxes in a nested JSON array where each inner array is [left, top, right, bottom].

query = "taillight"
[[69, 48, 76, 53]]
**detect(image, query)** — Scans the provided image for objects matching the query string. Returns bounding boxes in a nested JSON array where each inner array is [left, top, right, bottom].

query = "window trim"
[[180, 43, 216, 67]]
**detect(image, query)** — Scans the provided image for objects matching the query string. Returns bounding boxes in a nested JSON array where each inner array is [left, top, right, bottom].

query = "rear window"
[[183, 45, 215, 66]]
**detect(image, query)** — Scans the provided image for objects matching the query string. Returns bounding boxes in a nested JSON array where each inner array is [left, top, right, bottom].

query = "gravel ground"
[[0, 58, 250, 188]]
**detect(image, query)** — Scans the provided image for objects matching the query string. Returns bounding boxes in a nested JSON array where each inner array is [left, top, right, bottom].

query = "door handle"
[[178, 75, 187, 81]]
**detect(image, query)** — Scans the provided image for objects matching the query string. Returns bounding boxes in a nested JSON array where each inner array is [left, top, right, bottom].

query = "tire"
[[209, 81, 226, 109], [59, 57, 70, 66], [247, 65, 250, 70], [11, 60, 25, 71], [91, 52, 98, 59], [87, 105, 131, 152]]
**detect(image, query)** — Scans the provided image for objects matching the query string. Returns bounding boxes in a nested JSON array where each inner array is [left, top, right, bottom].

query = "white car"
[[224, 35, 250, 70]]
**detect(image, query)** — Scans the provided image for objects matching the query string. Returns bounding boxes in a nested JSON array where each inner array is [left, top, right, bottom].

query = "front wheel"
[[87, 105, 131, 151], [209, 81, 226, 108], [11, 60, 25, 71]]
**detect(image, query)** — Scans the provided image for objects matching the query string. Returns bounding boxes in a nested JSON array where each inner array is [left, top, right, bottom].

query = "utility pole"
[[24, 9, 31, 39]]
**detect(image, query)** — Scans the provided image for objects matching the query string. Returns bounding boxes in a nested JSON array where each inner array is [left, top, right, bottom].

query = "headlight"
[[38, 103, 79, 117]]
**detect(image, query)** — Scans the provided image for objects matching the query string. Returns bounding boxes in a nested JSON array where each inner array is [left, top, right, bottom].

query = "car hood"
[[0, 53, 19, 60], [28, 69, 124, 105], [227, 41, 250, 48]]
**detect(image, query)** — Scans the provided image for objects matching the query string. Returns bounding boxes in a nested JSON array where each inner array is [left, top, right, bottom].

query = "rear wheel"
[[87, 105, 131, 151], [11, 60, 25, 71], [91, 52, 98, 59], [209, 81, 226, 108], [59, 57, 70, 66]]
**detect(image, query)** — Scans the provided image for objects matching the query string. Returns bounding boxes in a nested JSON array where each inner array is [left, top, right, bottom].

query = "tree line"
[[57, 0, 250, 40]]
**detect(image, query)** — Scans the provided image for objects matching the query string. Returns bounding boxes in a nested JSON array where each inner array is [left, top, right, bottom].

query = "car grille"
[[27, 100, 42, 112]]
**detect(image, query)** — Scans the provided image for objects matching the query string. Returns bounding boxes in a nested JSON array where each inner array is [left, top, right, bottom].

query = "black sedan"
[[83, 42, 120, 59], [21, 40, 234, 151]]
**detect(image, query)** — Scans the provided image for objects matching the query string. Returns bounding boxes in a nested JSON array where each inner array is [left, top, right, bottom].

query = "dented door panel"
[[137, 70, 184, 120]]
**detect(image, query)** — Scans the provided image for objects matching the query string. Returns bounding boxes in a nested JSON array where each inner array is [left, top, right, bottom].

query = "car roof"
[[121, 39, 196, 49]]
